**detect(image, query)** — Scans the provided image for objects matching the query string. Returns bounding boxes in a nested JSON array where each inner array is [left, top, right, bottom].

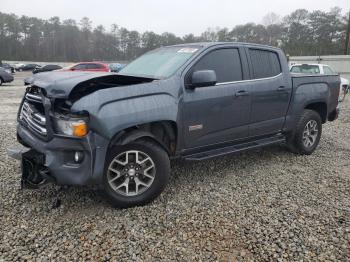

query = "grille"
[[19, 90, 47, 137]]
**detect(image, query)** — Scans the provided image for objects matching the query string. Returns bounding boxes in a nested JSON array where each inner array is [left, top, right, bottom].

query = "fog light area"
[[74, 151, 84, 163]]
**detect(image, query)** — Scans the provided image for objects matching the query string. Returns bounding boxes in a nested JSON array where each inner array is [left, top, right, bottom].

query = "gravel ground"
[[0, 72, 349, 261]]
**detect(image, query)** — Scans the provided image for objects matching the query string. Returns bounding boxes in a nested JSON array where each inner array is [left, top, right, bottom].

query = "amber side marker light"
[[72, 122, 88, 137]]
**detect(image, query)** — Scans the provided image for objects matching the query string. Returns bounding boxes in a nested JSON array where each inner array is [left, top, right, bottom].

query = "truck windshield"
[[119, 46, 201, 79]]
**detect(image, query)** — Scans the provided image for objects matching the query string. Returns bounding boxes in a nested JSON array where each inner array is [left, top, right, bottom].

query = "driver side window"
[[188, 48, 243, 85]]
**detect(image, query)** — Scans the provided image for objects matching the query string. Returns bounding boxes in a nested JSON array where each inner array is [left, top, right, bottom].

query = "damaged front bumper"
[[7, 147, 54, 188], [8, 123, 109, 187]]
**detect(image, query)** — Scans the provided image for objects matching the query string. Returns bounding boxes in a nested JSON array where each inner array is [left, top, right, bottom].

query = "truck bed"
[[291, 73, 340, 118]]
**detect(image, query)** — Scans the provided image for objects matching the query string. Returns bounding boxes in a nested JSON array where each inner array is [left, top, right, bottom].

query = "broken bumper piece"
[[7, 147, 55, 188], [6, 146, 30, 160]]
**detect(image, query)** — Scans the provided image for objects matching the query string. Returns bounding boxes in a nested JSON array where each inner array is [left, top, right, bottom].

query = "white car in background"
[[290, 64, 349, 102], [13, 63, 25, 71]]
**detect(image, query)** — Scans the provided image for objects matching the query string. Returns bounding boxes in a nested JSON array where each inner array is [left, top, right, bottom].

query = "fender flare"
[[109, 129, 171, 155]]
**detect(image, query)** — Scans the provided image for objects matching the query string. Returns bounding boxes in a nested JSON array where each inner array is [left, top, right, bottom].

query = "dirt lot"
[[0, 72, 349, 261]]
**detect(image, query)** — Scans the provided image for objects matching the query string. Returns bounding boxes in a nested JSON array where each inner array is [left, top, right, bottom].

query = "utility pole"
[[345, 11, 350, 55]]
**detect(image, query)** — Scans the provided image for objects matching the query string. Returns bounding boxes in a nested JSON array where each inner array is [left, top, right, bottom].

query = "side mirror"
[[190, 70, 217, 88]]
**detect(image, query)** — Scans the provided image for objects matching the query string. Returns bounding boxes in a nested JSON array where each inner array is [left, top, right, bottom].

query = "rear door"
[[246, 48, 291, 137], [86, 63, 106, 72], [182, 47, 252, 149]]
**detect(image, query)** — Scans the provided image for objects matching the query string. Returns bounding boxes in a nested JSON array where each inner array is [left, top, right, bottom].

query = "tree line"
[[0, 7, 349, 62]]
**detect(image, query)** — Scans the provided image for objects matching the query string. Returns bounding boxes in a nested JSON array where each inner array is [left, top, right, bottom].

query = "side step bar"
[[185, 135, 286, 161]]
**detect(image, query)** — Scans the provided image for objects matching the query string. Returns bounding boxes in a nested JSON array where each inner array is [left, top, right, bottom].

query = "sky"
[[1, 0, 349, 36]]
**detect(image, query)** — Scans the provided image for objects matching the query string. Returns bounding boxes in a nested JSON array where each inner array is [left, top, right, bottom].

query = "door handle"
[[277, 86, 286, 91], [235, 90, 249, 97]]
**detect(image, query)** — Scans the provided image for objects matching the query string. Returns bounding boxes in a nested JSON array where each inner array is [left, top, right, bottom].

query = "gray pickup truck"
[[10, 42, 340, 207]]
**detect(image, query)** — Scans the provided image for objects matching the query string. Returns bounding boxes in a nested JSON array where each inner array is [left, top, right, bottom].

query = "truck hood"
[[24, 71, 155, 99]]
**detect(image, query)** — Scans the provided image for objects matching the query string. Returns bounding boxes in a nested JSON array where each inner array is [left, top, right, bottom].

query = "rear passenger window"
[[191, 48, 243, 83], [249, 49, 281, 79], [87, 64, 104, 69]]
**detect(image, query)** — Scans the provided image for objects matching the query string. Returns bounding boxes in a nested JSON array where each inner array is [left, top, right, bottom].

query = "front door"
[[182, 47, 251, 149]]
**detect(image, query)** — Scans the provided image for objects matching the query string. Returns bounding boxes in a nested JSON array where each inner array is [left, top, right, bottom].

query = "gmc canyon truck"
[[9, 42, 340, 208]]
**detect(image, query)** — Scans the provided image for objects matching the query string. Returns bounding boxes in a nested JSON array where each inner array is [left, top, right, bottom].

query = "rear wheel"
[[0, 78, 3, 86], [287, 109, 322, 155], [103, 139, 170, 208]]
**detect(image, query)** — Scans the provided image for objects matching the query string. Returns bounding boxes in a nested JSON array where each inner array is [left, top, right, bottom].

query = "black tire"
[[0, 78, 3, 86], [103, 139, 170, 208], [287, 109, 322, 155]]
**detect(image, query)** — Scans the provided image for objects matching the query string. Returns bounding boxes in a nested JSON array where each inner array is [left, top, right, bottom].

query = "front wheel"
[[103, 139, 170, 208], [287, 109, 322, 155]]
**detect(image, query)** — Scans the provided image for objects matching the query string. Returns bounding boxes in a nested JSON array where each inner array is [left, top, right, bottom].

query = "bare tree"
[[262, 12, 281, 26]]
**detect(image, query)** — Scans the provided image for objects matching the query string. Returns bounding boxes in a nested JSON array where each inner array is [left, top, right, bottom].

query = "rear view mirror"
[[190, 70, 217, 88]]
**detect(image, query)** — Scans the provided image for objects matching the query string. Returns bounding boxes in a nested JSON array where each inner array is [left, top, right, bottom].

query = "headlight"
[[53, 118, 88, 137]]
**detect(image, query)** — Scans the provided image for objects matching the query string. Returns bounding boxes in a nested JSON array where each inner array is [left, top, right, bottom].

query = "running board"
[[185, 135, 286, 161]]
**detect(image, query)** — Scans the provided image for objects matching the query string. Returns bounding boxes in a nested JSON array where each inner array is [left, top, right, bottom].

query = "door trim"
[[215, 73, 283, 86]]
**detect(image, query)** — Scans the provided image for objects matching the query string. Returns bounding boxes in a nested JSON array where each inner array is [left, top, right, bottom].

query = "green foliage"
[[0, 8, 348, 61]]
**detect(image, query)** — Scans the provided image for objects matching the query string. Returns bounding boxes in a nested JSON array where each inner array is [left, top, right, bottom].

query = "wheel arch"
[[304, 102, 328, 123], [108, 120, 178, 156]]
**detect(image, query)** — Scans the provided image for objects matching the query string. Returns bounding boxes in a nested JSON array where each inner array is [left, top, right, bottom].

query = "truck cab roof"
[[169, 42, 282, 51]]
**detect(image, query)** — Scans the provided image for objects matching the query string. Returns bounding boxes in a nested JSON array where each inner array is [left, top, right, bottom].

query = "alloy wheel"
[[107, 150, 156, 196], [302, 120, 319, 148]]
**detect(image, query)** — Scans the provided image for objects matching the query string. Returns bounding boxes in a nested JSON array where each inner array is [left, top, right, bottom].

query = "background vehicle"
[[0, 66, 12, 74], [17, 64, 41, 72], [109, 63, 126, 72], [339, 85, 350, 102], [1, 63, 15, 73], [65, 62, 110, 72], [290, 64, 349, 101], [14, 63, 25, 71], [10, 43, 340, 208], [0, 68, 14, 85], [33, 64, 62, 74]]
